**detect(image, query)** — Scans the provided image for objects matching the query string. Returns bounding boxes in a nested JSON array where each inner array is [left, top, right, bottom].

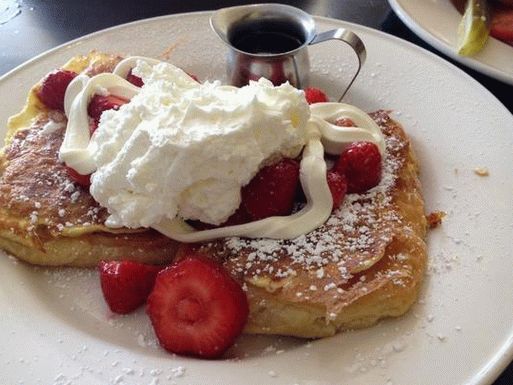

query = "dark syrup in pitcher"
[[229, 19, 306, 54]]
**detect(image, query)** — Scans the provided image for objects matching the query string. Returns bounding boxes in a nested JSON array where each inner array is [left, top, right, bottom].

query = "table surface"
[[0, 1, 511, 384]]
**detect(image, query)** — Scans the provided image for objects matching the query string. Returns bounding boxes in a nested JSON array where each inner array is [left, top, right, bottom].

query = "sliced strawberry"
[[304, 87, 328, 104], [147, 256, 248, 358], [37, 69, 77, 111], [327, 170, 348, 209], [334, 117, 356, 127], [99, 260, 163, 314], [241, 158, 300, 221], [335, 141, 382, 194], [491, 5, 513, 45], [127, 69, 144, 87], [87, 94, 128, 123], [66, 166, 91, 188]]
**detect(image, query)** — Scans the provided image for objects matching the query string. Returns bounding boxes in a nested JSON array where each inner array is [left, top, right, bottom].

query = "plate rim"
[[0, 10, 512, 385], [387, 0, 513, 86]]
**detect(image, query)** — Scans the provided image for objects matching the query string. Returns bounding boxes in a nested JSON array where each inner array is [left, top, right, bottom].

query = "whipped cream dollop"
[[60, 57, 384, 242]]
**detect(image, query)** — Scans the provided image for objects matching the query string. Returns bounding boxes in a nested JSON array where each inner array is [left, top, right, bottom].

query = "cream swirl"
[[59, 56, 384, 242]]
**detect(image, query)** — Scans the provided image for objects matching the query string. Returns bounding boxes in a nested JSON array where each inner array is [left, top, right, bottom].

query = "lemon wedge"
[[457, 0, 490, 56]]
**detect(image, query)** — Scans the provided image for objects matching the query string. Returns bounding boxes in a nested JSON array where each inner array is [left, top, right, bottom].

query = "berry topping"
[[37, 69, 77, 111], [66, 166, 91, 188], [87, 94, 128, 124], [241, 158, 300, 221], [222, 206, 252, 226], [99, 260, 163, 314], [304, 87, 328, 104], [334, 117, 356, 127], [335, 141, 382, 194], [327, 170, 348, 209], [126, 69, 144, 87], [147, 256, 248, 358]]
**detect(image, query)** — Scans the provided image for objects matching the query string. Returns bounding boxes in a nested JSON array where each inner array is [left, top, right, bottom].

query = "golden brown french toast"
[[0, 52, 426, 339]]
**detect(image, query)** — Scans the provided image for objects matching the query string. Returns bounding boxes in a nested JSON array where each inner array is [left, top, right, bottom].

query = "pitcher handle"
[[310, 29, 366, 102]]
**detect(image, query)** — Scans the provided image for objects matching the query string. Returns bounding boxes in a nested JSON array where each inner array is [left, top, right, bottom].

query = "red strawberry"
[[304, 87, 328, 104], [327, 170, 348, 209], [491, 5, 513, 46], [223, 205, 252, 226], [87, 94, 128, 123], [37, 69, 77, 111], [66, 166, 91, 188], [147, 256, 249, 358], [335, 142, 382, 194], [241, 158, 300, 220], [126, 69, 144, 87], [99, 260, 163, 314], [334, 117, 356, 127]]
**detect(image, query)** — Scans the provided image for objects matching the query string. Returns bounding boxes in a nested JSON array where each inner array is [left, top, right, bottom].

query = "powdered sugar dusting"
[[218, 115, 407, 287], [1, 114, 108, 235]]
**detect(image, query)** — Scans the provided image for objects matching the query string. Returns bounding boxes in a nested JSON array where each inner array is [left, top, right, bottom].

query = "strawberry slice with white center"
[[147, 256, 249, 358]]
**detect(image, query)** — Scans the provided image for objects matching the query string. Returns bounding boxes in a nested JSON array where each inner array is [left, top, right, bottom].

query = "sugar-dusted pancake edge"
[[0, 51, 179, 267]]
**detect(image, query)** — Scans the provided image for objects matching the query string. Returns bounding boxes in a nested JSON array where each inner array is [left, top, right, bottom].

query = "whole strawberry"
[[147, 256, 249, 358], [241, 158, 300, 220], [335, 142, 382, 194], [304, 87, 328, 104], [327, 170, 348, 209], [37, 69, 77, 111], [99, 260, 163, 314]]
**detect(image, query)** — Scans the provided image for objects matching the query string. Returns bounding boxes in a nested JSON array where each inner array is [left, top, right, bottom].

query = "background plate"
[[388, 0, 513, 86], [1, 12, 513, 385]]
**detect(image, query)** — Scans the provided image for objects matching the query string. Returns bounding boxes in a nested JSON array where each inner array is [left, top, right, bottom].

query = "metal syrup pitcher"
[[210, 3, 366, 101]]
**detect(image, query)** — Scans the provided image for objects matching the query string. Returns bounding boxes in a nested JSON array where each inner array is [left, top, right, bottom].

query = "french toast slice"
[[179, 111, 427, 338], [0, 52, 179, 266], [0, 52, 427, 339]]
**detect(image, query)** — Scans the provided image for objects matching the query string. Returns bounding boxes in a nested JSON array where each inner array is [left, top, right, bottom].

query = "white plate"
[[388, 0, 513, 85], [1, 12, 513, 385]]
